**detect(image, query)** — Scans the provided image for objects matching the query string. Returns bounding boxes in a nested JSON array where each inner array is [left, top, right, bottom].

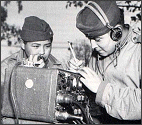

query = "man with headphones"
[[68, 1, 141, 123]]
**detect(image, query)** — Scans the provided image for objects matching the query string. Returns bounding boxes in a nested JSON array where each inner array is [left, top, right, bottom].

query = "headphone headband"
[[85, 5, 106, 26], [85, 1, 114, 29]]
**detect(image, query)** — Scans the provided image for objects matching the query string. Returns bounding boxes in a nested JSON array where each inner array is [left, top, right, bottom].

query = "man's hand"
[[68, 58, 84, 72], [78, 67, 101, 93], [68, 58, 101, 93], [32, 55, 45, 68], [23, 55, 45, 68]]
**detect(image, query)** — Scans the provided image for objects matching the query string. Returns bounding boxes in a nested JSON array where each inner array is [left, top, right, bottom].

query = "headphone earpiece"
[[110, 27, 122, 41], [86, 2, 123, 41]]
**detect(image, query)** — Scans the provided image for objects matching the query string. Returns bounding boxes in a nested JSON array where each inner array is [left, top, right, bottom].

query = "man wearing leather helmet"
[[68, 1, 141, 124]]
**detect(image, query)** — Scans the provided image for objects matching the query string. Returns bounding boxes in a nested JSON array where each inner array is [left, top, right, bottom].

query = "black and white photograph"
[[1, 1, 141, 124]]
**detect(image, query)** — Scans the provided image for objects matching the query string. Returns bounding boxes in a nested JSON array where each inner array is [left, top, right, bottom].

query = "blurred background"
[[1, 1, 141, 68]]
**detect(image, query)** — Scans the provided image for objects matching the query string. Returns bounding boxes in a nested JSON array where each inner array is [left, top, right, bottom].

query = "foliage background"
[[1, 1, 141, 68]]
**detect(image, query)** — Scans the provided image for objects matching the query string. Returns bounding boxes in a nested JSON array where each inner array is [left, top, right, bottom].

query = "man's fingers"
[[28, 55, 33, 62], [78, 70, 88, 78], [77, 60, 83, 66], [70, 58, 80, 63], [80, 77, 85, 84], [68, 68, 78, 73], [79, 67, 92, 76], [68, 62, 81, 70], [32, 55, 38, 62], [36, 59, 44, 64], [69, 59, 83, 67], [34, 59, 44, 68], [38, 62, 45, 68]]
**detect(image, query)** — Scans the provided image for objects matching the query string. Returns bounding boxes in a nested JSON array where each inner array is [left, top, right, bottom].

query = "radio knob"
[[77, 95, 81, 101]]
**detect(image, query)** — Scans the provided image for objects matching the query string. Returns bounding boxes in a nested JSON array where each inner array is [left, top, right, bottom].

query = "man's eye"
[[32, 46, 39, 48], [95, 38, 101, 42], [45, 45, 51, 48]]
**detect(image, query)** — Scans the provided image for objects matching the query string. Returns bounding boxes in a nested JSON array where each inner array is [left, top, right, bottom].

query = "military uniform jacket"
[[89, 26, 141, 120]]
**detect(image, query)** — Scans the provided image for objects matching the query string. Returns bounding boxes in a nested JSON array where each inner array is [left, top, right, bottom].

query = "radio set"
[[1, 65, 97, 124]]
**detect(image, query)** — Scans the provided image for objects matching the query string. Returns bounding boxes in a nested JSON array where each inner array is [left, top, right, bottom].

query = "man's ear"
[[20, 39, 25, 50]]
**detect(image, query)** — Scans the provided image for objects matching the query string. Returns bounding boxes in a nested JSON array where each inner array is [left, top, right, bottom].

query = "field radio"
[[1, 65, 100, 124]]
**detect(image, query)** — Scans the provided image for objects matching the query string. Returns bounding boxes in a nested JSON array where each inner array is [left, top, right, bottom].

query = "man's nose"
[[39, 47, 45, 55], [90, 40, 98, 49]]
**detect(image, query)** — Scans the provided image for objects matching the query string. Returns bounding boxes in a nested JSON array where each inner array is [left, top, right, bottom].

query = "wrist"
[[95, 81, 108, 104]]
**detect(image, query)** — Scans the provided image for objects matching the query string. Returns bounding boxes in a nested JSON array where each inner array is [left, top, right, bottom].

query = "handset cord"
[[9, 62, 21, 124]]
